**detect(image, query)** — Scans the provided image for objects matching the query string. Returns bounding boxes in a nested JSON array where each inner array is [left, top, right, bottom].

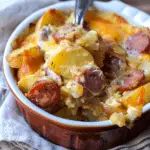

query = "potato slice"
[[7, 49, 24, 68], [17, 47, 44, 80], [36, 9, 66, 31], [7, 44, 41, 68], [121, 82, 150, 107], [39, 39, 57, 52], [18, 74, 39, 93], [139, 83, 150, 104], [48, 44, 94, 79], [21, 33, 38, 47], [110, 112, 126, 127], [12, 23, 36, 49], [109, 83, 150, 126]]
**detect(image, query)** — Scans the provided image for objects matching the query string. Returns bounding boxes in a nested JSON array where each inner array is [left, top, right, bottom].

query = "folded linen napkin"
[[0, 93, 66, 150], [0, 0, 150, 149]]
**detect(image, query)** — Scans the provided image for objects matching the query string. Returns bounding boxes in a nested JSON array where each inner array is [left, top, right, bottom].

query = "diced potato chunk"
[[7, 45, 43, 69], [110, 112, 126, 127], [48, 44, 94, 78], [17, 47, 44, 80], [21, 33, 38, 47], [108, 83, 150, 126], [7, 48, 24, 68], [127, 106, 142, 122], [39, 39, 57, 52], [18, 74, 39, 93], [76, 30, 99, 50], [121, 82, 150, 107], [36, 9, 66, 31], [143, 84, 150, 104], [65, 80, 84, 98], [7, 44, 34, 68], [12, 23, 36, 49], [76, 30, 105, 67], [66, 12, 74, 24]]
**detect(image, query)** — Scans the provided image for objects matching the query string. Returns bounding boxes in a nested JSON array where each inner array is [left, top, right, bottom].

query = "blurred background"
[[123, 0, 150, 13], [60, 0, 150, 14]]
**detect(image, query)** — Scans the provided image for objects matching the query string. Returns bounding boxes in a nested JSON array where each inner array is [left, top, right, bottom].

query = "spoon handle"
[[74, 0, 93, 25]]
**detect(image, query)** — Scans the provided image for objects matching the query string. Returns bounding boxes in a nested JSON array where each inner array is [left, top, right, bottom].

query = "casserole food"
[[6, 5, 150, 127], [3, 1, 150, 149]]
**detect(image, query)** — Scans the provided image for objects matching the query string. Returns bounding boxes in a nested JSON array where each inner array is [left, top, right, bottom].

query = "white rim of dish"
[[3, 0, 150, 128]]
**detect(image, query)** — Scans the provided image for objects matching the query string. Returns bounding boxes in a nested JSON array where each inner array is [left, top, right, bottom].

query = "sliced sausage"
[[26, 80, 60, 112], [124, 32, 150, 54], [52, 32, 65, 43], [112, 70, 144, 92], [102, 51, 126, 79], [83, 21, 90, 31], [77, 68, 105, 96]]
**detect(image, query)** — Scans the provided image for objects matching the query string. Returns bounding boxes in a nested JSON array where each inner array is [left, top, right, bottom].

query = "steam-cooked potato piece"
[[36, 9, 66, 31], [110, 112, 126, 127], [39, 39, 57, 52], [21, 33, 38, 47], [121, 82, 150, 107], [48, 44, 94, 79], [7, 48, 24, 68], [18, 74, 39, 93], [17, 47, 44, 80], [12, 23, 36, 49], [109, 83, 150, 126], [7, 45, 43, 69], [76, 30, 99, 50], [75, 30, 106, 67]]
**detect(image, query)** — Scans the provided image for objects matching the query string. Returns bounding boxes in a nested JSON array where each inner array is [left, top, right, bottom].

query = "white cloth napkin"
[[0, 93, 66, 150], [0, 0, 150, 149]]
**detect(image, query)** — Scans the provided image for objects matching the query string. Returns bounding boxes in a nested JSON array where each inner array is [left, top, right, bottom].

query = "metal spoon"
[[74, 0, 93, 25]]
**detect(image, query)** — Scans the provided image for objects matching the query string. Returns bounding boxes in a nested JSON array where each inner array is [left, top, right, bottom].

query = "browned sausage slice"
[[26, 80, 60, 112], [124, 32, 150, 54], [102, 51, 126, 79], [112, 70, 144, 92], [78, 68, 105, 96]]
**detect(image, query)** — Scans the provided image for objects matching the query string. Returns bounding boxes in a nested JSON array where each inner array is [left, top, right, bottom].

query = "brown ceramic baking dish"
[[3, 1, 150, 150]]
